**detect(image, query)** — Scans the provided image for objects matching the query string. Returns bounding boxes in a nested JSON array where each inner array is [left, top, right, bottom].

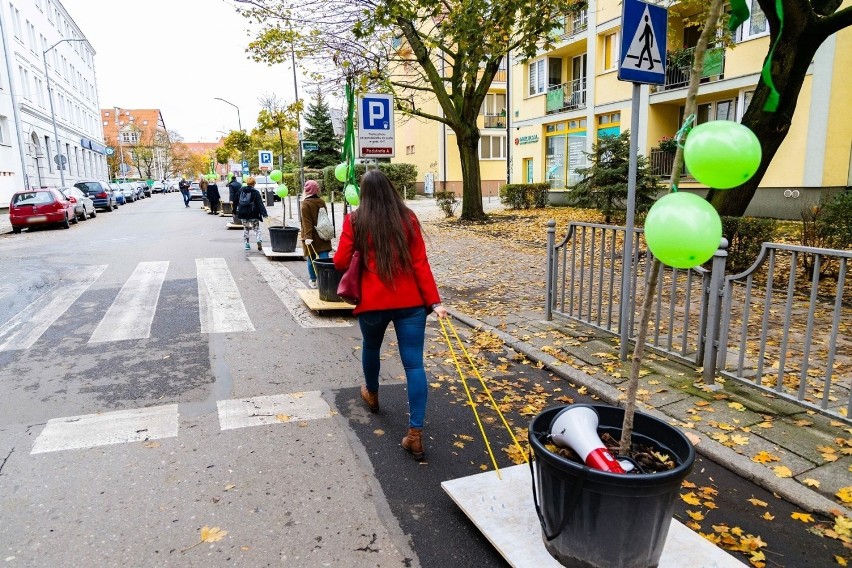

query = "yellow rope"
[[306, 242, 319, 278], [446, 319, 529, 464], [439, 318, 502, 479]]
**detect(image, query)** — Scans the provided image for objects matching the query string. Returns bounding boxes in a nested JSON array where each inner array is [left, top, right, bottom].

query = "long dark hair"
[[352, 170, 418, 286]]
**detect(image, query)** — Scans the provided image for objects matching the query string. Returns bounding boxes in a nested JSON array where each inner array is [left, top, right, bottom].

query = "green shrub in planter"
[[435, 191, 458, 217], [500, 183, 550, 209]]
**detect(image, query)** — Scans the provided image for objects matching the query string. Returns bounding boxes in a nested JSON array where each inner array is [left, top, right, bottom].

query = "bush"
[[721, 216, 777, 273], [820, 190, 852, 250], [321, 163, 418, 199], [280, 170, 324, 195], [435, 191, 459, 218], [499, 183, 550, 210]]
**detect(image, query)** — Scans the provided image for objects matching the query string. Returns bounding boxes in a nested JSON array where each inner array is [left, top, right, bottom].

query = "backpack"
[[237, 188, 255, 218], [315, 207, 334, 241]]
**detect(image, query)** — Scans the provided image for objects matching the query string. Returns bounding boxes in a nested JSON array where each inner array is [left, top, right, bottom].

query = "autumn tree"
[[256, 93, 301, 172], [706, 0, 852, 216], [235, 0, 583, 221], [302, 90, 340, 169]]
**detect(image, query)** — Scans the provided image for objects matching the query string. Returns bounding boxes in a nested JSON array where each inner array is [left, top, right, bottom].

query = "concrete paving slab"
[[442, 464, 745, 568], [216, 391, 332, 430], [757, 413, 846, 464], [796, 455, 852, 499]]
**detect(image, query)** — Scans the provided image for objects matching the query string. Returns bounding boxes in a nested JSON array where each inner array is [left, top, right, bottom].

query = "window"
[[18, 66, 30, 100], [739, 0, 768, 40], [46, 0, 53, 22], [715, 99, 736, 121], [548, 57, 562, 88], [10, 4, 22, 39], [0, 116, 8, 145], [44, 135, 52, 172], [34, 76, 44, 106], [602, 33, 618, 71], [481, 93, 506, 116], [529, 59, 546, 96], [479, 135, 506, 160], [103, 121, 108, 126], [597, 112, 621, 137], [737, 90, 755, 120], [27, 21, 36, 52]]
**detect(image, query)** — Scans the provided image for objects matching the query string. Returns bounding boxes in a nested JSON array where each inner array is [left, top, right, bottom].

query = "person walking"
[[228, 174, 242, 224], [207, 179, 221, 214], [300, 180, 332, 289], [236, 177, 268, 251], [178, 177, 190, 208], [199, 177, 209, 209], [333, 170, 448, 461]]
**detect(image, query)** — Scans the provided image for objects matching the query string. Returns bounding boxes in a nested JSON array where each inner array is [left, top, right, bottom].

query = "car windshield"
[[190, 183, 200, 190], [75, 182, 103, 194], [13, 192, 54, 205]]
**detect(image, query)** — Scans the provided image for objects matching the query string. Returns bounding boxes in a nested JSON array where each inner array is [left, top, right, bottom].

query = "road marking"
[[196, 258, 254, 333], [31, 404, 179, 454], [217, 391, 332, 431], [0, 265, 107, 351], [89, 261, 169, 343], [249, 257, 351, 328], [0, 283, 15, 302]]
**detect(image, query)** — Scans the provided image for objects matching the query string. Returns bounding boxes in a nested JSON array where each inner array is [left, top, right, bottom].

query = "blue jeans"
[[182, 190, 190, 206], [359, 307, 428, 428], [306, 250, 329, 281]]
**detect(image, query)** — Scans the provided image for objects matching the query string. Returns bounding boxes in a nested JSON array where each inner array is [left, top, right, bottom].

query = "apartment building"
[[0, 0, 107, 206], [510, 0, 852, 218], [100, 108, 169, 180], [390, 2, 851, 217]]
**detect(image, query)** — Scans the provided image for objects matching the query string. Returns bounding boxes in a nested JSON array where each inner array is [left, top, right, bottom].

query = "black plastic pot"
[[268, 226, 299, 252], [314, 258, 344, 302], [222, 202, 233, 215], [529, 404, 695, 568]]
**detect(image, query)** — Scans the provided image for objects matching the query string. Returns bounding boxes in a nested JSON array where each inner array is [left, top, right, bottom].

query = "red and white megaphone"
[[550, 406, 625, 473]]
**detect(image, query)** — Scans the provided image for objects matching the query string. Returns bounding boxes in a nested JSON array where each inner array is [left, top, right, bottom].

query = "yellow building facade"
[[392, 1, 852, 218]]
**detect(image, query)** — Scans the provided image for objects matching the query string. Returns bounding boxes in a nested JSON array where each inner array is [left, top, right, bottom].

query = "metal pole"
[[702, 238, 729, 387], [291, 42, 305, 196], [44, 53, 64, 187], [505, 51, 511, 187], [1, 8, 30, 189], [619, 83, 641, 361], [545, 220, 556, 321], [115, 107, 125, 182]]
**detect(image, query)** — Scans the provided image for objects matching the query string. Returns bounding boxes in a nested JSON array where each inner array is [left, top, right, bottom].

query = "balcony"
[[551, 10, 588, 41], [545, 78, 587, 114], [649, 148, 695, 180], [659, 46, 726, 91], [483, 114, 507, 129]]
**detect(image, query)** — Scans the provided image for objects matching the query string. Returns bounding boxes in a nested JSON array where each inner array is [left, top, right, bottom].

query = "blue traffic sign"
[[360, 95, 391, 130], [618, 0, 667, 85], [241, 160, 249, 168], [357, 93, 395, 157]]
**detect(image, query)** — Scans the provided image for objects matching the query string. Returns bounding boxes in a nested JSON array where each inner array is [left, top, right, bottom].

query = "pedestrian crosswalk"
[[30, 391, 333, 454], [0, 258, 352, 352]]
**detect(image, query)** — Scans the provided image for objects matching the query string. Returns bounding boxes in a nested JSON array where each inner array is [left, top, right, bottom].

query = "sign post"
[[258, 150, 273, 172], [241, 159, 249, 178], [617, 0, 667, 361], [358, 93, 395, 158]]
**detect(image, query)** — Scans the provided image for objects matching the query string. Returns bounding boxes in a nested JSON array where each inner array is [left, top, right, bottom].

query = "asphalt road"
[[0, 194, 848, 567]]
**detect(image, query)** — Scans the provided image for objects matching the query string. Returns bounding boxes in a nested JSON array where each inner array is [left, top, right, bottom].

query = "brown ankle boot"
[[360, 385, 379, 413], [402, 427, 424, 460]]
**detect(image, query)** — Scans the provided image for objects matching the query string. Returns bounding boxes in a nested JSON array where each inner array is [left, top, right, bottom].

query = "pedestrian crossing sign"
[[618, 0, 668, 85]]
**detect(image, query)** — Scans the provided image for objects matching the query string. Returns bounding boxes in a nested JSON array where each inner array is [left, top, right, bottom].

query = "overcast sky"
[[62, 0, 308, 142]]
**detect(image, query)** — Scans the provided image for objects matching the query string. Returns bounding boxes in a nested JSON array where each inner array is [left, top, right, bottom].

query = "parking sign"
[[358, 93, 395, 157], [258, 150, 273, 171]]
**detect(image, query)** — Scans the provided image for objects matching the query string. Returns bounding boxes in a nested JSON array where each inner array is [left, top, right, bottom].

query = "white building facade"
[[0, 0, 107, 207]]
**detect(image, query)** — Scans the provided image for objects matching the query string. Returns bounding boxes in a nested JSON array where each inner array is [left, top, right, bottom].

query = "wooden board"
[[226, 222, 243, 230], [262, 246, 304, 260], [441, 464, 745, 568], [297, 288, 354, 311]]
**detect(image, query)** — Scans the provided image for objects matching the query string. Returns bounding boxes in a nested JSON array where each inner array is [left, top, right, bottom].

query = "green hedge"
[[499, 183, 550, 209], [281, 169, 324, 195], [322, 163, 418, 200], [721, 216, 777, 274]]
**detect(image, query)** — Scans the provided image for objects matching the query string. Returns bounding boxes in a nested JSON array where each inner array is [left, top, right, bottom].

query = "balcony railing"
[[493, 68, 507, 83], [660, 46, 726, 91], [649, 148, 695, 179], [483, 114, 507, 129], [551, 10, 588, 40], [546, 78, 587, 114]]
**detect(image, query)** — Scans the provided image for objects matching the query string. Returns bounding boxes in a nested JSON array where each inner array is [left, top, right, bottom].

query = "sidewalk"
[[417, 200, 852, 520]]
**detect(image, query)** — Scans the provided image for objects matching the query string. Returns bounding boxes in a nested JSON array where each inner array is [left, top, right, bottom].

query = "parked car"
[[141, 182, 152, 198], [188, 181, 203, 201], [9, 188, 78, 232], [112, 183, 127, 206], [151, 181, 166, 194], [59, 186, 96, 221], [74, 180, 118, 211], [119, 182, 138, 203]]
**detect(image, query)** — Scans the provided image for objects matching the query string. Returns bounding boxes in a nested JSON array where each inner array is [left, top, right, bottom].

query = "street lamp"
[[43, 38, 87, 187], [214, 97, 242, 132]]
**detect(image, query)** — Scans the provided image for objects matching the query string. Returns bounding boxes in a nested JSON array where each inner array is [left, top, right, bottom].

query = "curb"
[[446, 308, 852, 520]]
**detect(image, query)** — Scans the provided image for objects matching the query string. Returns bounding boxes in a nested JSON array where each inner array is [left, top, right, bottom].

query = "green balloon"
[[644, 192, 722, 269], [207, 174, 217, 181], [335, 163, 349, 183], [344, 184, 359, 206], [275, 184, 289, 198], [269, 169, 283, 183], [683, 121, 761, 189]]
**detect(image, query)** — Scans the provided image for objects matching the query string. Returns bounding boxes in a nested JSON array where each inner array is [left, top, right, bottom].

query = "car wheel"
[[70, 211, 79, 225], [79, 207, 88, 221], [90, 208, 97, 219], [107, 202, 114, 212], [12, 227, 22, 234], [61, 214, 71, 229]]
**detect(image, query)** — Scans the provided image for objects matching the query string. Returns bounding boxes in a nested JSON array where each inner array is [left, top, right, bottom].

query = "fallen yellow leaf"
[[791, 512, 814, 523], [773, 465, 793, 478], [731, 434, 750, 446], [835, 555, 847, 567], [681, 492, 701, 506], [752, 451, 780, 464], [374, 429, 385, 436], [762, 512, 775, 521], [802, 478, 821, 488], [728, 402, 746, 412], [747, 498, 768, 507], [837, 487, 852, 504], [687, 510, 705, 521]]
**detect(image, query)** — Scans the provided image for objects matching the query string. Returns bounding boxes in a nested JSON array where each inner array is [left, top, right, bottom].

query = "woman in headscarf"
[[300, 179, 332, 288]]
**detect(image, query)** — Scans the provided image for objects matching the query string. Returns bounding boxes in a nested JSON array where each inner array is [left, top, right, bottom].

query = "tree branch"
[[815, 4, 852, 37]]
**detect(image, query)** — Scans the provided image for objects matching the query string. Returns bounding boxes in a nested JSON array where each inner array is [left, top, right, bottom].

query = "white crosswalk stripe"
[[216, 391, 332, 431], [0, 265, 107, 351], [30, 404, 179, 454], [249, 257, 352, 328], [89, 261, 169, 343], [196, 257, 255, 333]]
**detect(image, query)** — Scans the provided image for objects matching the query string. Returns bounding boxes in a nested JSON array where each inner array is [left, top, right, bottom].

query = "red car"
[[9, 188, 78, 233]]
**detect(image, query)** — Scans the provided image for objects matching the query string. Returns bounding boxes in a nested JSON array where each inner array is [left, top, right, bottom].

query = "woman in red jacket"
[[334, 170, 448, 460]]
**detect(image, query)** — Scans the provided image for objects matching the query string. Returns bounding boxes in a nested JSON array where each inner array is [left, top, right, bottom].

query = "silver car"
[[59, 186, 96, 221]]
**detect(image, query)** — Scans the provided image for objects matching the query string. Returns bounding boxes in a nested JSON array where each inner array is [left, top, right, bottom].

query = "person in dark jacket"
[[300, 180, 332, 288], [207, 179, 221, 214], [178, 178, 190, 208], [227, 175, 242, 224], [236, 177, 268, 251]]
